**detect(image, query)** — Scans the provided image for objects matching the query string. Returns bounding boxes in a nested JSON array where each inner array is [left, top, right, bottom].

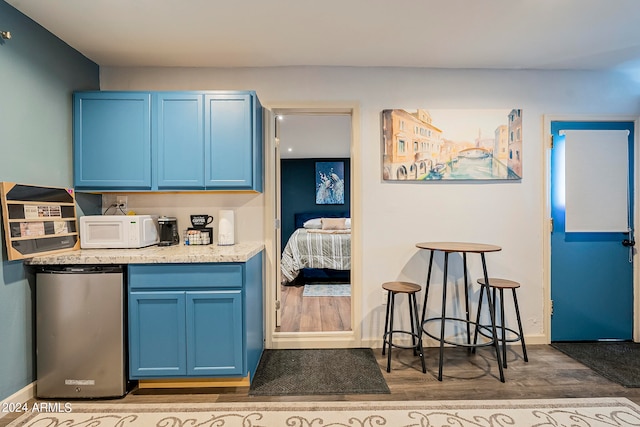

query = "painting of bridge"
[[382, 108, 522, 181]]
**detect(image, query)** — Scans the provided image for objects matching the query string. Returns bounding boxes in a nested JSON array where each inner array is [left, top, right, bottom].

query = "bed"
[[280, 212, 351, 284]]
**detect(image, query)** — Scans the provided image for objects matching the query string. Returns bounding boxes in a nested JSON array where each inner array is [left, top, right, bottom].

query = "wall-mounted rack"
[[1, 182, 79, 261]]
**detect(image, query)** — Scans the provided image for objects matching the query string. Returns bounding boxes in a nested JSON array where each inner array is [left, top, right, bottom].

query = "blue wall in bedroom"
[[280, 158, 351, 248], [0, 0, 99, 401]]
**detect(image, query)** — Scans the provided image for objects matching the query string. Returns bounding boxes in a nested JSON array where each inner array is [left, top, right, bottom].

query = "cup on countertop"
[[190, 214, 213, 229]]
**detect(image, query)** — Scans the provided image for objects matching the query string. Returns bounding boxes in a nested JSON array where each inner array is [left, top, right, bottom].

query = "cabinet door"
[[155, 93, 205, 189], [186, 290, 244, 376], [73, 92, 152, 190], [129, 291, 186, 378], [204, 93, 254, 189]]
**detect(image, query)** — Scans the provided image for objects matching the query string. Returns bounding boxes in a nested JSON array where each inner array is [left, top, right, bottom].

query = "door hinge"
[[275, 300, 281, 310], [550, 300, 554, 316], [274, 219, 281, 229], [550, 218, 554, 232], [550, 135, 554, 149]]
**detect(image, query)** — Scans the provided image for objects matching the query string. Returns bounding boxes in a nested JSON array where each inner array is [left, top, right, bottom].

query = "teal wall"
[[0, 1, 99, 400]]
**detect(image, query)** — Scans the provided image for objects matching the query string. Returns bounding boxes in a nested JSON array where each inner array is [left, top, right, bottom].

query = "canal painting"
[[382, 108, 522, 181]]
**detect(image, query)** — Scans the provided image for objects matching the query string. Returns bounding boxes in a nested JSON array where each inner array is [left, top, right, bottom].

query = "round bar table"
[[416, 242, 504, 382]]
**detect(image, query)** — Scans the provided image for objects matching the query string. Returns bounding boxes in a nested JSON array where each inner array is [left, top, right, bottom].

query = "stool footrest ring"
[[383, 330, 422, 350], [476, 324, 523, 343], [422, 317, 496, 348]]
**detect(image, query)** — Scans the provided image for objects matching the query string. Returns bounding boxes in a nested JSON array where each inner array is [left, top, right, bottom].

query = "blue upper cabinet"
[[154, 93, 205, 190], [205, 93, 262, 191], [73, 90, 263, 192], [73, 92, 152, 190]]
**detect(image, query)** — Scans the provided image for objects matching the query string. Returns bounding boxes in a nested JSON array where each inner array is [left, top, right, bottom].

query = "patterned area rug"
[[303, 283, 350, 297], [7, 398, 640, 426]]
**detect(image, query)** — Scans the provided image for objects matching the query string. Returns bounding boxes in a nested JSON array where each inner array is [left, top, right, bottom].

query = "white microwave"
[[79, 215, 159, 249]]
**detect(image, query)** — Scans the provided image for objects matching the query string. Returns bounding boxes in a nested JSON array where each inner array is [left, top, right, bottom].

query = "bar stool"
[[382, 281, 426, 373], [473, 278, 528, 368]]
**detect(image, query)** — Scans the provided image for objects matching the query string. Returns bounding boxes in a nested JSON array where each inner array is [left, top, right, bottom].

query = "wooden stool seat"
[[477, 278, 520, 289], [383, 281, 422, 294], [382, 281, 426, 373], [474, 277, 528, 368]]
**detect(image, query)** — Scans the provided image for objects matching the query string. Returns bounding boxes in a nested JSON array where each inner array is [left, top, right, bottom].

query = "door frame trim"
[[543, 114, 640, 342], [263, 102, 362, 349]]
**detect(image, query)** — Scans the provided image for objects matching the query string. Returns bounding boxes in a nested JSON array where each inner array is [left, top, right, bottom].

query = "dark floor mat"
[[551, 341, 640, 387], [249, 348, 390, 396]]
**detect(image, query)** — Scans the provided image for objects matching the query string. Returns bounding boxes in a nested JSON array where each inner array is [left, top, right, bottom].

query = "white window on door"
[[563, 129, 629, 232]]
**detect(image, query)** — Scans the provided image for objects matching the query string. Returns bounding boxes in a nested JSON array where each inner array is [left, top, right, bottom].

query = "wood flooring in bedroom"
[[277, 284, 351, 332]]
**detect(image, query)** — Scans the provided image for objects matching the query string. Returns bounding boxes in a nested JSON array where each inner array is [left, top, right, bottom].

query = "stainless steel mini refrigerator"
[[36, 265, 126, 398]]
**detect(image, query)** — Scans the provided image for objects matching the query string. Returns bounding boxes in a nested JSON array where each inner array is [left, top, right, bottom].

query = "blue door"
[[551, 121, 634, 341]]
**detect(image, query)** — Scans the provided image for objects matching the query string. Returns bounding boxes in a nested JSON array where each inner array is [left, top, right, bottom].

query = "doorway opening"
[[277, 114, 351, 333], [264, 105, 361, 349]]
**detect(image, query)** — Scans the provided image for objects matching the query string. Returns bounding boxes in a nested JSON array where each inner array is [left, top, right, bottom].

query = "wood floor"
[[277, 284, 351, 332], [4, 344, 640, 427]]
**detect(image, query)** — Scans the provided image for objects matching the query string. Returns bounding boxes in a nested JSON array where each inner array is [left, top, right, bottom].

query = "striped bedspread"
[[281, 228, 351, 283]]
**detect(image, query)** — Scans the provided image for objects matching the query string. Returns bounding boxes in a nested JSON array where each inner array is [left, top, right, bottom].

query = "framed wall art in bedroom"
[[315, 161, 345, 204]]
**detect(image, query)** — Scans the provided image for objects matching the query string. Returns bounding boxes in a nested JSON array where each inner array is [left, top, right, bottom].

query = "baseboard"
[[271, 331, 359, 349], [138, 375, 250, 389], [0, 382, 35, 419]]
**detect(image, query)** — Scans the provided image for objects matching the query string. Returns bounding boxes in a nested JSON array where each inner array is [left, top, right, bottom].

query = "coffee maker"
[[158, 216, 179, 246]]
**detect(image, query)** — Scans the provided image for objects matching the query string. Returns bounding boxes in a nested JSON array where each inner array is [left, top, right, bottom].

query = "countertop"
[[24, 241, 265, 265]]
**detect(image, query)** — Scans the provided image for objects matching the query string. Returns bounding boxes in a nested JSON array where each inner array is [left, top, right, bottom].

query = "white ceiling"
[[6, 0, 640, 71]]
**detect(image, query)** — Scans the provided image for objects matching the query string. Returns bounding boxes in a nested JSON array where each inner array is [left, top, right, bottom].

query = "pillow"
[[321, 217, 347, 230], [303, 218, 322, 229]]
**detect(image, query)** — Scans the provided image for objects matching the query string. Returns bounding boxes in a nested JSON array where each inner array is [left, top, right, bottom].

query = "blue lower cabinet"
[[129, 292, 187, 377], [127, 255, 263, 380], [187, 291, 243, 376]]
